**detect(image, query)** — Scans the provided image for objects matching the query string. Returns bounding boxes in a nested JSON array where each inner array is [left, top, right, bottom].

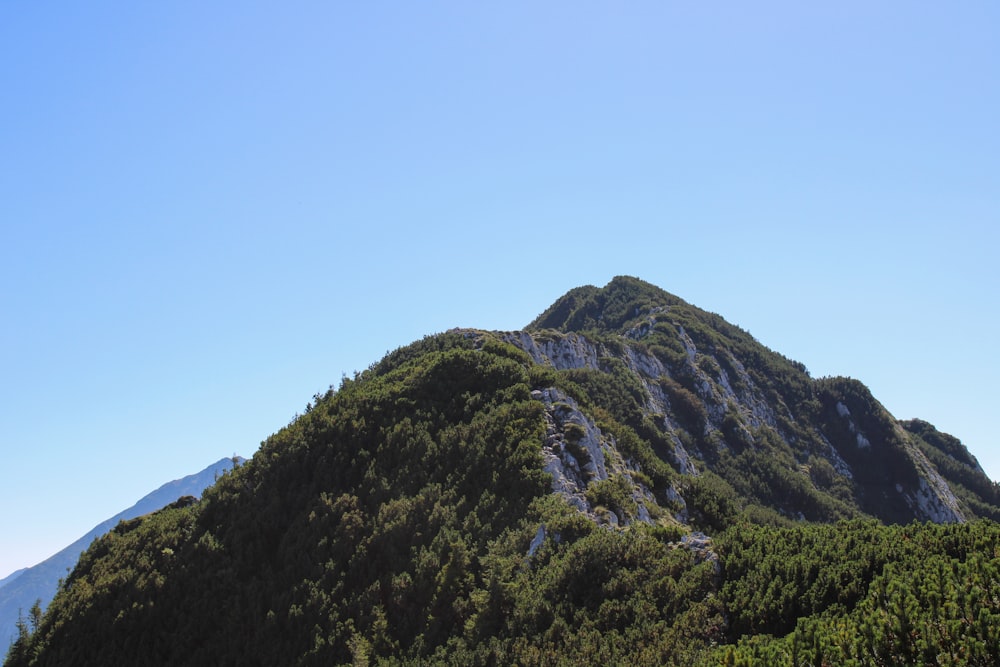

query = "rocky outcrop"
[[508, 331, 602, 371], [531, 387, 658, 527], [898, 428, 966, 523], [501, 322, 981, 527]]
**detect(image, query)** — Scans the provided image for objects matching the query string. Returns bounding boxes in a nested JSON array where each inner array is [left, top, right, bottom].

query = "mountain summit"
[[7, 277, 1000, 666], [520, 276, 995, 526]]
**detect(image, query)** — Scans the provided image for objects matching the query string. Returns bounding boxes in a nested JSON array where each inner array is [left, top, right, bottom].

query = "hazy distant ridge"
[[0, 456, 240, 645], [0, 573, 26, 593]]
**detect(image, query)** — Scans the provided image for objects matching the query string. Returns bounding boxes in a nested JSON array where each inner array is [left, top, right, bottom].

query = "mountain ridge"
[[513, 276, 992, 524], [6, 277, 998, 665], [0, 456, 242, 646]]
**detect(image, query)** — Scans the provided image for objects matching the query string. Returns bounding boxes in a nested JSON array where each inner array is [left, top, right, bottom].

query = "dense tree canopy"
[[9, 278, 999, 666]]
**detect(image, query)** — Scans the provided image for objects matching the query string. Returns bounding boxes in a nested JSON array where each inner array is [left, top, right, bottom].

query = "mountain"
[[0, 457, 241, 647], [6, 277, 999, 666], [0, 575, 25, 596], [521, 277, 999, 526]]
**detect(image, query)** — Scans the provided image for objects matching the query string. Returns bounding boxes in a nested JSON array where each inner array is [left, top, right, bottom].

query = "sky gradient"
[[2, 2, 998, 580]]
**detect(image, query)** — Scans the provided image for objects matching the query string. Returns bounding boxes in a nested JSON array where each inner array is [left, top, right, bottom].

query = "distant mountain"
[[7, 277, 1000, 665], [0, 456, 241, 646], [0, 574, 25, 595]]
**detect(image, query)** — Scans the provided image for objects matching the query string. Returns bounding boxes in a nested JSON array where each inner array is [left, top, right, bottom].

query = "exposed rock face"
[[532, 387, 657, 527], [898, 432, 966, 523], [503, 317, 980, 525], [510, 331, 601, 371], [535, 387, 606, 514], [493, 277, 993, 527], [836, 401, 872, 449], [679, 531, 719, 572]]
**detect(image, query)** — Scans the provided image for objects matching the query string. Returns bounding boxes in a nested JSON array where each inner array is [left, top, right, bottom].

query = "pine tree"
[[4, 608, 31, 666]]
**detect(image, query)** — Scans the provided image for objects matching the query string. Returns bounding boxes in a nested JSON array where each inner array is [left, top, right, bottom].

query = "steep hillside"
[[7, 277, 998, 666], [0, 457, 241, 646], [521, 276, 994, 526]]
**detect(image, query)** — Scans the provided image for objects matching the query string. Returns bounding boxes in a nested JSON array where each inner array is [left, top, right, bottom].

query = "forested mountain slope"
[[0, 457, 241, 647], [519, 276, 998, 526], [7, 277, 999, 666]]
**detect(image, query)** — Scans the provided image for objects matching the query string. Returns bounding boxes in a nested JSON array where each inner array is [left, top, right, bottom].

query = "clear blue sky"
[[2, 2, 997, 580]]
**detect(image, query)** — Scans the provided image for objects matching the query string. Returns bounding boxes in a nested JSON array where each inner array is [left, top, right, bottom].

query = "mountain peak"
[[8, 279, 998, 666], [528, 276, 687, 333]]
